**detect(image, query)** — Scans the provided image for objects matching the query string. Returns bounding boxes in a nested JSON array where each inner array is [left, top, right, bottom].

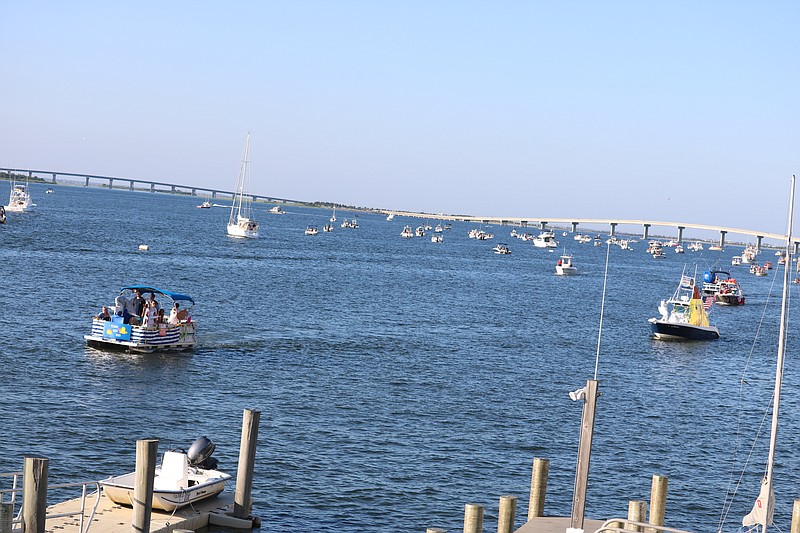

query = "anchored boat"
[[100, 437, 230, 512], [648, 273, 719, 340], [84, 286, 196, 353]]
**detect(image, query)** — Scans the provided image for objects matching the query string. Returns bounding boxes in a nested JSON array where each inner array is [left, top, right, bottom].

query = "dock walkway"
[[43, 491, 238, 533]]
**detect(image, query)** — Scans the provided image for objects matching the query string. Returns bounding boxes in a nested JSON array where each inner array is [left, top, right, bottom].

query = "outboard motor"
[[187, 436, 219, 470]]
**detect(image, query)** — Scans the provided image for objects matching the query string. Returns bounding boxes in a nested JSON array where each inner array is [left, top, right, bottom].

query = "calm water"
[[2, 182, 800, 532]]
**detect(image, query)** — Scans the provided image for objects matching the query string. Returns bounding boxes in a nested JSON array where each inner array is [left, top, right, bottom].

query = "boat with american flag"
[[648, 272, 720, 340]]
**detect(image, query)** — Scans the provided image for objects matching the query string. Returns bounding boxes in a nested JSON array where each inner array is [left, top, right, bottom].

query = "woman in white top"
[[168, 303, 180, 326], [142, 301, 157, 329]]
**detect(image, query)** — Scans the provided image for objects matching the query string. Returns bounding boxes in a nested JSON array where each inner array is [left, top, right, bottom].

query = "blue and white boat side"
[[84, 285, 197, 353]]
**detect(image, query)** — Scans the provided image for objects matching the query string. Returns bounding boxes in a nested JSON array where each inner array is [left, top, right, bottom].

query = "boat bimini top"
[[120, 286, 195, 304]]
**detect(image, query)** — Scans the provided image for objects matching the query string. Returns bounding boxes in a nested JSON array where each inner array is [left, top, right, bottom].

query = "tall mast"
[[761, 175, 796, 530]]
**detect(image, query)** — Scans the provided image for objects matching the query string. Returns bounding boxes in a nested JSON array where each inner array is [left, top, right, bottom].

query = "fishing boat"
[[323, 223, 333, 232], [100, 437, 231, 512], [269, 205, 285, 214], [493, 243, 511, 255], [430, 234, 443, 243], [196, 199, 212, 209], [305, 225, 318, 236], [400, 225, 413, 238], [732, 256, 742, 266], [648, 274, 719, 340], [5, 181, 35, 212], [555, 254, 577, 275], [227, 133, 259, 238], [84, 286, 196, 353]]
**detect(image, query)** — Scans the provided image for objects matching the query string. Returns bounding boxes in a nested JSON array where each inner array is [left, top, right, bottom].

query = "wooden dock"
[[43, 491, 248, 533], [515, 516, 606, 533]]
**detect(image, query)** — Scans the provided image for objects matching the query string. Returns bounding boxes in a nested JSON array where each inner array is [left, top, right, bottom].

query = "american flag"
[[703, 296, 715, 310]]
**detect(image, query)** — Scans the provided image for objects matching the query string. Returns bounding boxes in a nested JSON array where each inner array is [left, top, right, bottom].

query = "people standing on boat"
[[169, 303, 180, 326], [131, 289, 145, 317], [148, 292, 160, 311], [95, 306, 111, 321], [142, 301, 157, 329]]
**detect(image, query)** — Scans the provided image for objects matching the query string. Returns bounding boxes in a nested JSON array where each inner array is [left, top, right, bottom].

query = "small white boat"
[[493, 243, 511, 254], [415, 226, 425, 237], [431, 234, 443, 243], [434, 224, 443, 233], [196, 200, 212, 209], [100, 437, 231, 512], [6, 182, 35, 212], [330, 206, 337, 222], [555, 254, 577, 275], [675, 245, 684, 254], [45, 188, 54, 194], [269, 205, 285, 215], [531, 231, 558, 248], [386, 212, 394, 221], [731, 256, 742, 266], [323, 223, 333, 232], [227, 133, 259, 239], [400, 225, 414, 238], [305, 225, 318, 236]]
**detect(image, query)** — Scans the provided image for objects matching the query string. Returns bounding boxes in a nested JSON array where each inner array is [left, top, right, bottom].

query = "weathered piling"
[[22, 457, 48, 533], [0, 502, 14, 533], [233, 409, 261, 519], [792, 499, 800, 533], [627, 500, 647, 532], [648, 475, 668, 531], [464, 503, 484, 533], [528, 457, 549, 520], [132, 439, 158, 533], [497, 495, 517, 533]]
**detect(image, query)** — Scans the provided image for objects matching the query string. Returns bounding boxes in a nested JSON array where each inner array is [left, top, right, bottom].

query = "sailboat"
[[330, 205, 337, 223], [739, 175, 796, 531], [226, 133, 259, 239]]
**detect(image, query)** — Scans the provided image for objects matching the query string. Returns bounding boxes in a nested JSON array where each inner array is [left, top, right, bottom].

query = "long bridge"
[[1, 167, 794, 250], [0, 167, 298, 204]]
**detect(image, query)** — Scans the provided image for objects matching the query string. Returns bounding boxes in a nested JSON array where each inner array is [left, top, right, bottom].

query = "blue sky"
[[1, 2, 798, 233]]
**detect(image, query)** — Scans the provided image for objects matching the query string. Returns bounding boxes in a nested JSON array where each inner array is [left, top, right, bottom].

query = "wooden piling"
[[791, 499, 800, 533], [528, 457, 549, 520], [497, 495, 517, 533], [464, 503, 484, 533], [0, 502, 14, 533], [22, 457, 48, 533], [233, 409, 261, 519], [626, 500, 647, 532], [648, 474, 668, 531], [132, 439, 158, 533]]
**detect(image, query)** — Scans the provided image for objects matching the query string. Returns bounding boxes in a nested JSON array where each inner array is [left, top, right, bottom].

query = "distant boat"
[[400, 225, 413, 238], [0, 205, 6, 224], [5, 181, 35, 212], [531, 231, 557, 248], [702, 270, 745, 306], [45, 188, 54, 194], [197, 200, 212, 209], [323, 223, 333, 232], [269, 205, 285, 214], [330, 205, 337, 222], [227, 133, 259, 239], [305, 225, 318, 236], [648, 274, 719, 340], [430, 234, 443, 243], [386, 212, 394, 221], [555, 253, 577, 275], [493, 243, 511, 255]]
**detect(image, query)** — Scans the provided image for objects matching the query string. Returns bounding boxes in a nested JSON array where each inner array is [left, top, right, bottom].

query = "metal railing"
[[594, 518, 695, 533], [0, 472, 102, 533]]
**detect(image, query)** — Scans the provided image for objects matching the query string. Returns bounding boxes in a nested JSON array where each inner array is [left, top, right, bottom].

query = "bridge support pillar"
[[719, 231, 727, 249], [252, 195, 257, 202], [84, 176, 89, 187], [28, 171, 32, 179], [520, 220, 527, 227], [756, 235, 763, 251], [108, 179, 113, 189], [51, 173, 56, 184], [171, 185, 176, 192], [540, 221, 548, 230], [212, 191, 217, 199], [191, 188, 197, 196], [150, 183, 155, 193], [677, 226, 685, 243], [571, 222, 578, 233], [129, 181, 134, 191], [609, 222, 617, 237], [643, 224, 651, 240]]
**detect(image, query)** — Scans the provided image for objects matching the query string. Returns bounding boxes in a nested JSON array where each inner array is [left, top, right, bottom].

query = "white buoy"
[[138, 244, 149, 251]]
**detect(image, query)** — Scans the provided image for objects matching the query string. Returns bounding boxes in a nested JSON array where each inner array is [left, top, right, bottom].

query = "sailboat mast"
[[762, 175, 796, 529]]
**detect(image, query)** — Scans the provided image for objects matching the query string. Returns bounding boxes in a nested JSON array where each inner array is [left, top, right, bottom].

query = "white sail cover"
[[742, 478, 774, 527]]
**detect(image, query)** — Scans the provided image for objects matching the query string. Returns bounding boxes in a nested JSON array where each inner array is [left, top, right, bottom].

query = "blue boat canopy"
[[120, 285, 195, 304]]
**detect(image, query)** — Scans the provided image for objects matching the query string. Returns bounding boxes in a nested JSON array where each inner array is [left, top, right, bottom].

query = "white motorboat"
[[6, 182, 35, 212], [305, 225, 318, 236], [196, 200, 212, 209], [675, 245, 684, 254], [84, 286, 196, 353], [430, 234, 443, 243], [269, 205, 285, 214], [648, 274, 719, 340], [385, 212, 394, 221], [45, 188, 54, 194], [400, 225, 414, 238], [100, 437, 231, 512], [434, 224, 443, 233], [531, 231, 557, 248], [555, 254, 577, 275], [227, 133, 259, 238], [323, 223, 333, 232], [415, 226, 425, 237], [731, 256, 742, 266], [493, 243, 511, 255]]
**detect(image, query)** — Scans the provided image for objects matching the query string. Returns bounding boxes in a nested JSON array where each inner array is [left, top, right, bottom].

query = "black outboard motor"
[[187, 436, 219, 470]]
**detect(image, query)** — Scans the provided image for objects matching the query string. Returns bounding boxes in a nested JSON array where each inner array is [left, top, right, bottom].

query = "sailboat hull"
[[649, 320, 720, 340]]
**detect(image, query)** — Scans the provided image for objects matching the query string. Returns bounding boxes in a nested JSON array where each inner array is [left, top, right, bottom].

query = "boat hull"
[[100, 471, 230, 511], [649, 320, 720, 340], [715, 294, 745, 306], [227, 223, 259, 238], [556, 266, 577, 275], [85, 319, 196, 353]]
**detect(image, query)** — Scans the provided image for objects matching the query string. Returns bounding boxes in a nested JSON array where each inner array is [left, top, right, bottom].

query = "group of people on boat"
[[94, 289, 188, 328]]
